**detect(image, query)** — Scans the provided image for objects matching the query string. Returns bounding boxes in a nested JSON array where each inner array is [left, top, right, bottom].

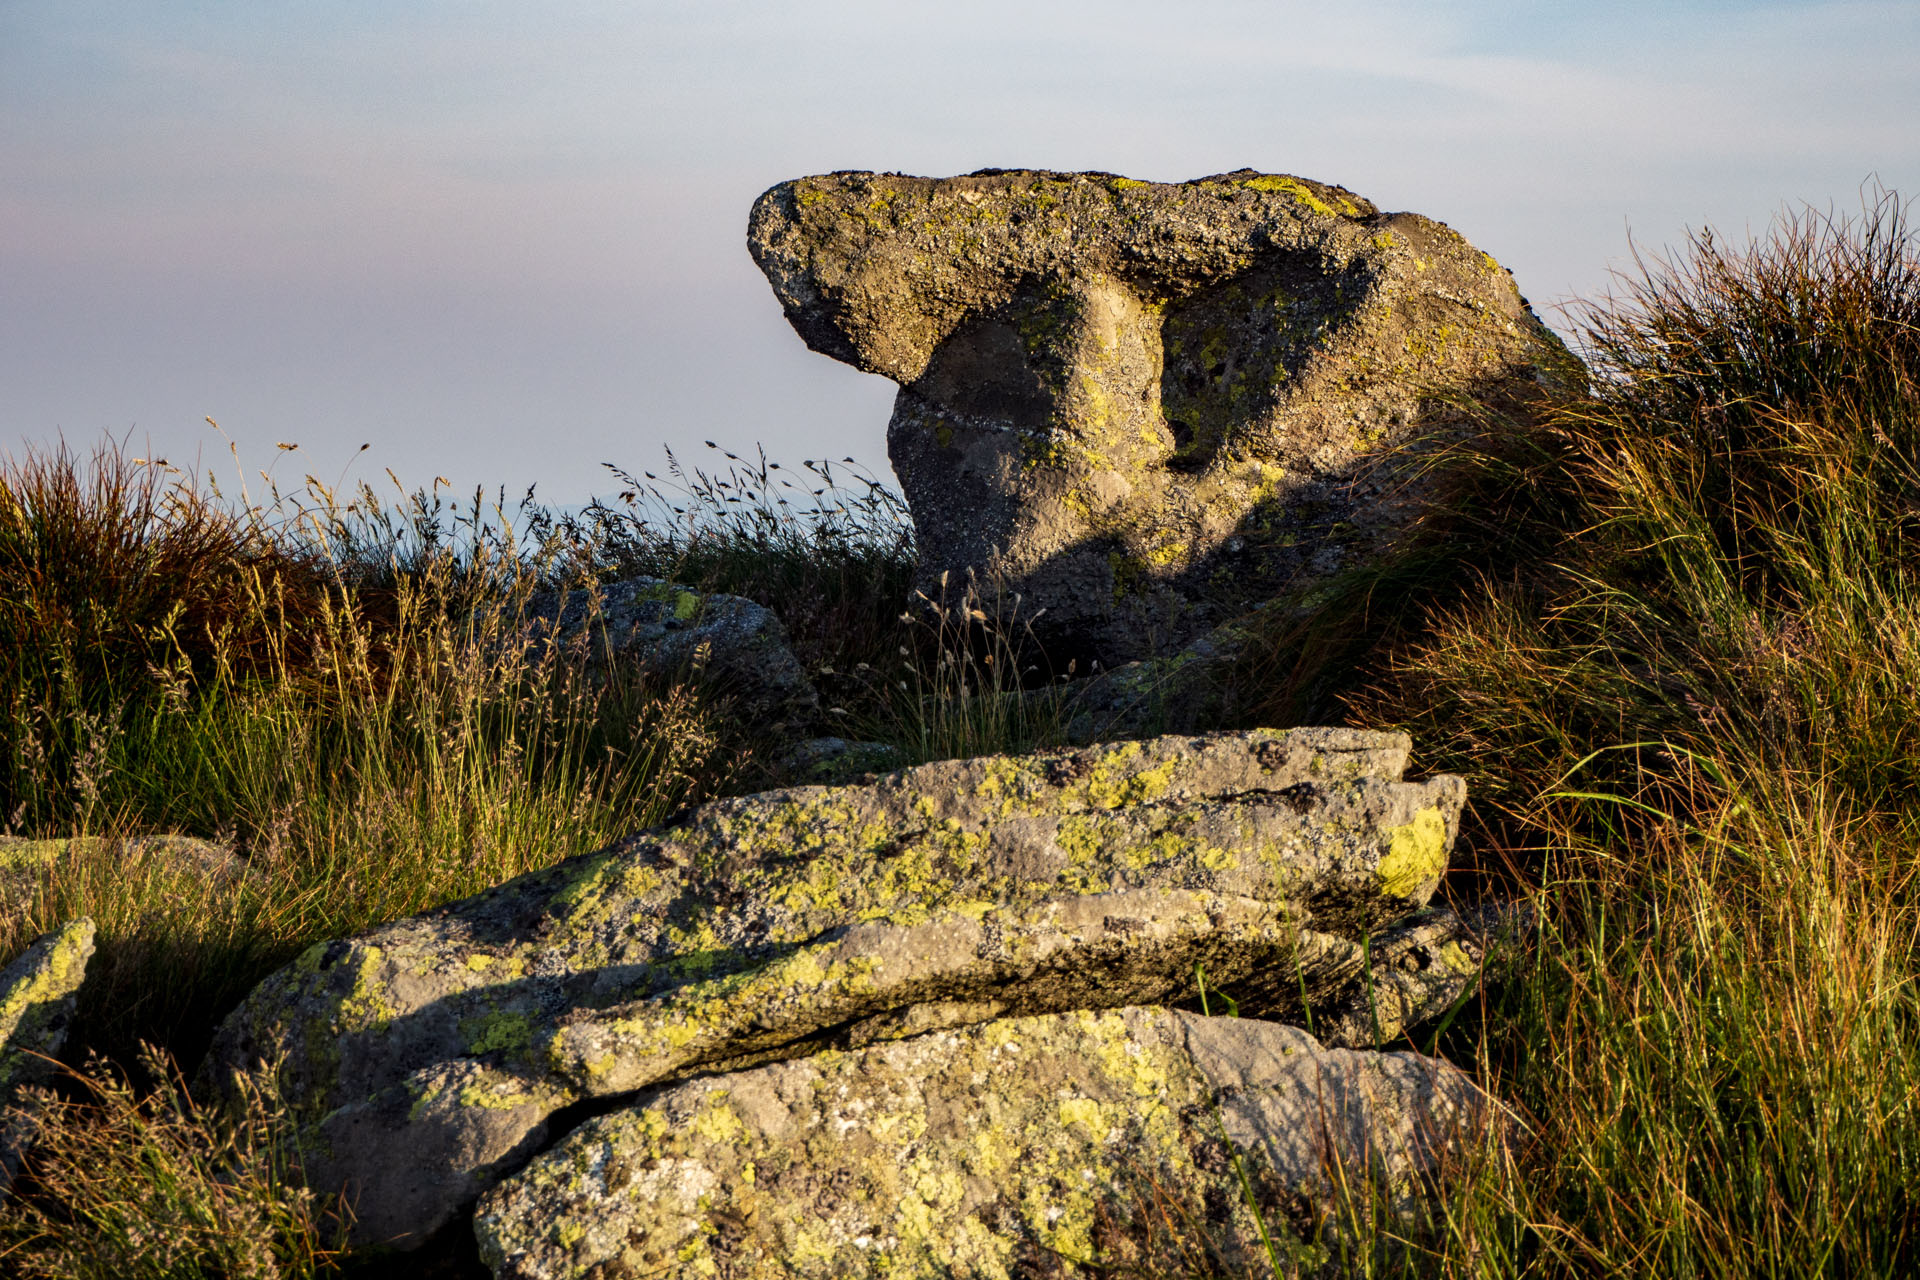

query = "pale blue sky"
[[4, 1, 1916, 503]]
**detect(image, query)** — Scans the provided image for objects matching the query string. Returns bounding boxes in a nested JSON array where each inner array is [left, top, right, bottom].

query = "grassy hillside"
[[2, 192, 1917, 1277]]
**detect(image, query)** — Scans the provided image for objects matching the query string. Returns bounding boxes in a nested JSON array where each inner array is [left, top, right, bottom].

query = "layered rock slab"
[[476, 1006, 1494, 1280], [749, 169, 1582, 666], [201, 728, 1465, 1248]]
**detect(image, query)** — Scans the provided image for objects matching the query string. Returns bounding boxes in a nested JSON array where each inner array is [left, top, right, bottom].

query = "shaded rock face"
[[475, 1006, 1495, 1280], [200, 728, 1466, 1248], [749, 169, 1581, 667], [524, 576, 817, 720], [775, 736, 907, 786], [0, 919, 96, 1194]]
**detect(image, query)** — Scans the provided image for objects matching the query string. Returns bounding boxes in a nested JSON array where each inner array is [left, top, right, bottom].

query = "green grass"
[[5, 190, 1920, 1276], [0, 1044, 347, 1279], [1335, 190, 1920, 1275]]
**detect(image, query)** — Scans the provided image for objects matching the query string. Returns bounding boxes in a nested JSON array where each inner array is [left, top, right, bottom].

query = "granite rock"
[[475, 1005, 1497, 1279], [749, 169, 1582, 666], [200, 728, 1465, 1247], [525, 576, 817, 720], [0, 919, 96, 1194]]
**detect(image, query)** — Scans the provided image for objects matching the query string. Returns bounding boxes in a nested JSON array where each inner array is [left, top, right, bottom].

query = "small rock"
[[0, 836, 244, 925], [776, 736, 906, 784], [0, 919, 96, 1194], [1054, 608, 1268, 742], [474, 1006, 1499, 1279], [1297, 901, 1531, 1049], [523, 575, 818, 717]]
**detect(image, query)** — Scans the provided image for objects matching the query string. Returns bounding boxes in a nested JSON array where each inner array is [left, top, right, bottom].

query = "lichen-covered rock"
[[0, 919, 96, 1193], [1054, 608, 1269, 743], [0, 919, 97, 1090], [749, 169, 1583, 667], [1300, 902, 1527, 1050], [775, 736, 907, 785], [475, 1006, 1496, 1279], [0, 842, 62, 937], [525, 575, 817, 719], [201, 728, 1465, 1248]]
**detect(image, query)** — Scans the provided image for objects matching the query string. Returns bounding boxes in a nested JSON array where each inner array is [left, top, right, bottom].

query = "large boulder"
[[749, 169, 1581, 667], [200, 728, 1468, 1248], [0, 919, 96, 1194], [475, 1006, 1496, 1279]]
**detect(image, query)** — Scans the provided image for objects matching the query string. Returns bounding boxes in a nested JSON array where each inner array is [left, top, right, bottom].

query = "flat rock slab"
[[475, 1006, 1495, 1279], [750, 169, 1582, 666], [202, 728, 1465, 1248]]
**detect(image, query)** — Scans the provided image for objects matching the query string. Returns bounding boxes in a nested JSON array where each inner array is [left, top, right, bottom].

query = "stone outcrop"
[[524, 576, 817, 720], [475, 1006, 1495, 1280], [749, 169, 1581, 667], [200, 728, 1469, 1248], [0, 919, 96, 1194]]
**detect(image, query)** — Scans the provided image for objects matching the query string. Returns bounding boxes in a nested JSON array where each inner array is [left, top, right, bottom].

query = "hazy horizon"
[[6, 1, 1917, 505]]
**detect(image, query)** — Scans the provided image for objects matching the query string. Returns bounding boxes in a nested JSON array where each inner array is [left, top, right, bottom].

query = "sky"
[[4, 1, 1917, 507]]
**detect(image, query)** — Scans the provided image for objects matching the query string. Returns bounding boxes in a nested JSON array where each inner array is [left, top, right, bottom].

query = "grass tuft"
[[1342, 188, 1920, 1276], [0, 1044, 347, 1279]]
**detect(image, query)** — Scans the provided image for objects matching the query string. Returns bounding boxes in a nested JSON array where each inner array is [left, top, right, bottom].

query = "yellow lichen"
[[1231, 174, 1359, 218], [1056, 1096, 1109, 1141], [1438, 940, 1477, 975], [463, 1010, 533, 1055], [458, 1075, 537, 1110], [693, 1095, 744, 1144], [1376, 808, 1449, 898]]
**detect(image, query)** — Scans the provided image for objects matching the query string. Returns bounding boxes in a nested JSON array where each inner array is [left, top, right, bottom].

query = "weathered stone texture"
[[775, 736, 907, 785], [0, 919, 95, 1193], [474, 1006, 1495, 1280], [0, 919, 96, 1093], [749, 169, 1582, 666], [200, 728, 1466, 1247]]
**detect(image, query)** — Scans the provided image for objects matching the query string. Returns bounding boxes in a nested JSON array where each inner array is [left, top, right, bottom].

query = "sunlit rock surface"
[[0, 919, 95, 1195], [749, 169, 1581, 667], [476, 1006, 1496, 1280], [201, 728, 1466, 1247]]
